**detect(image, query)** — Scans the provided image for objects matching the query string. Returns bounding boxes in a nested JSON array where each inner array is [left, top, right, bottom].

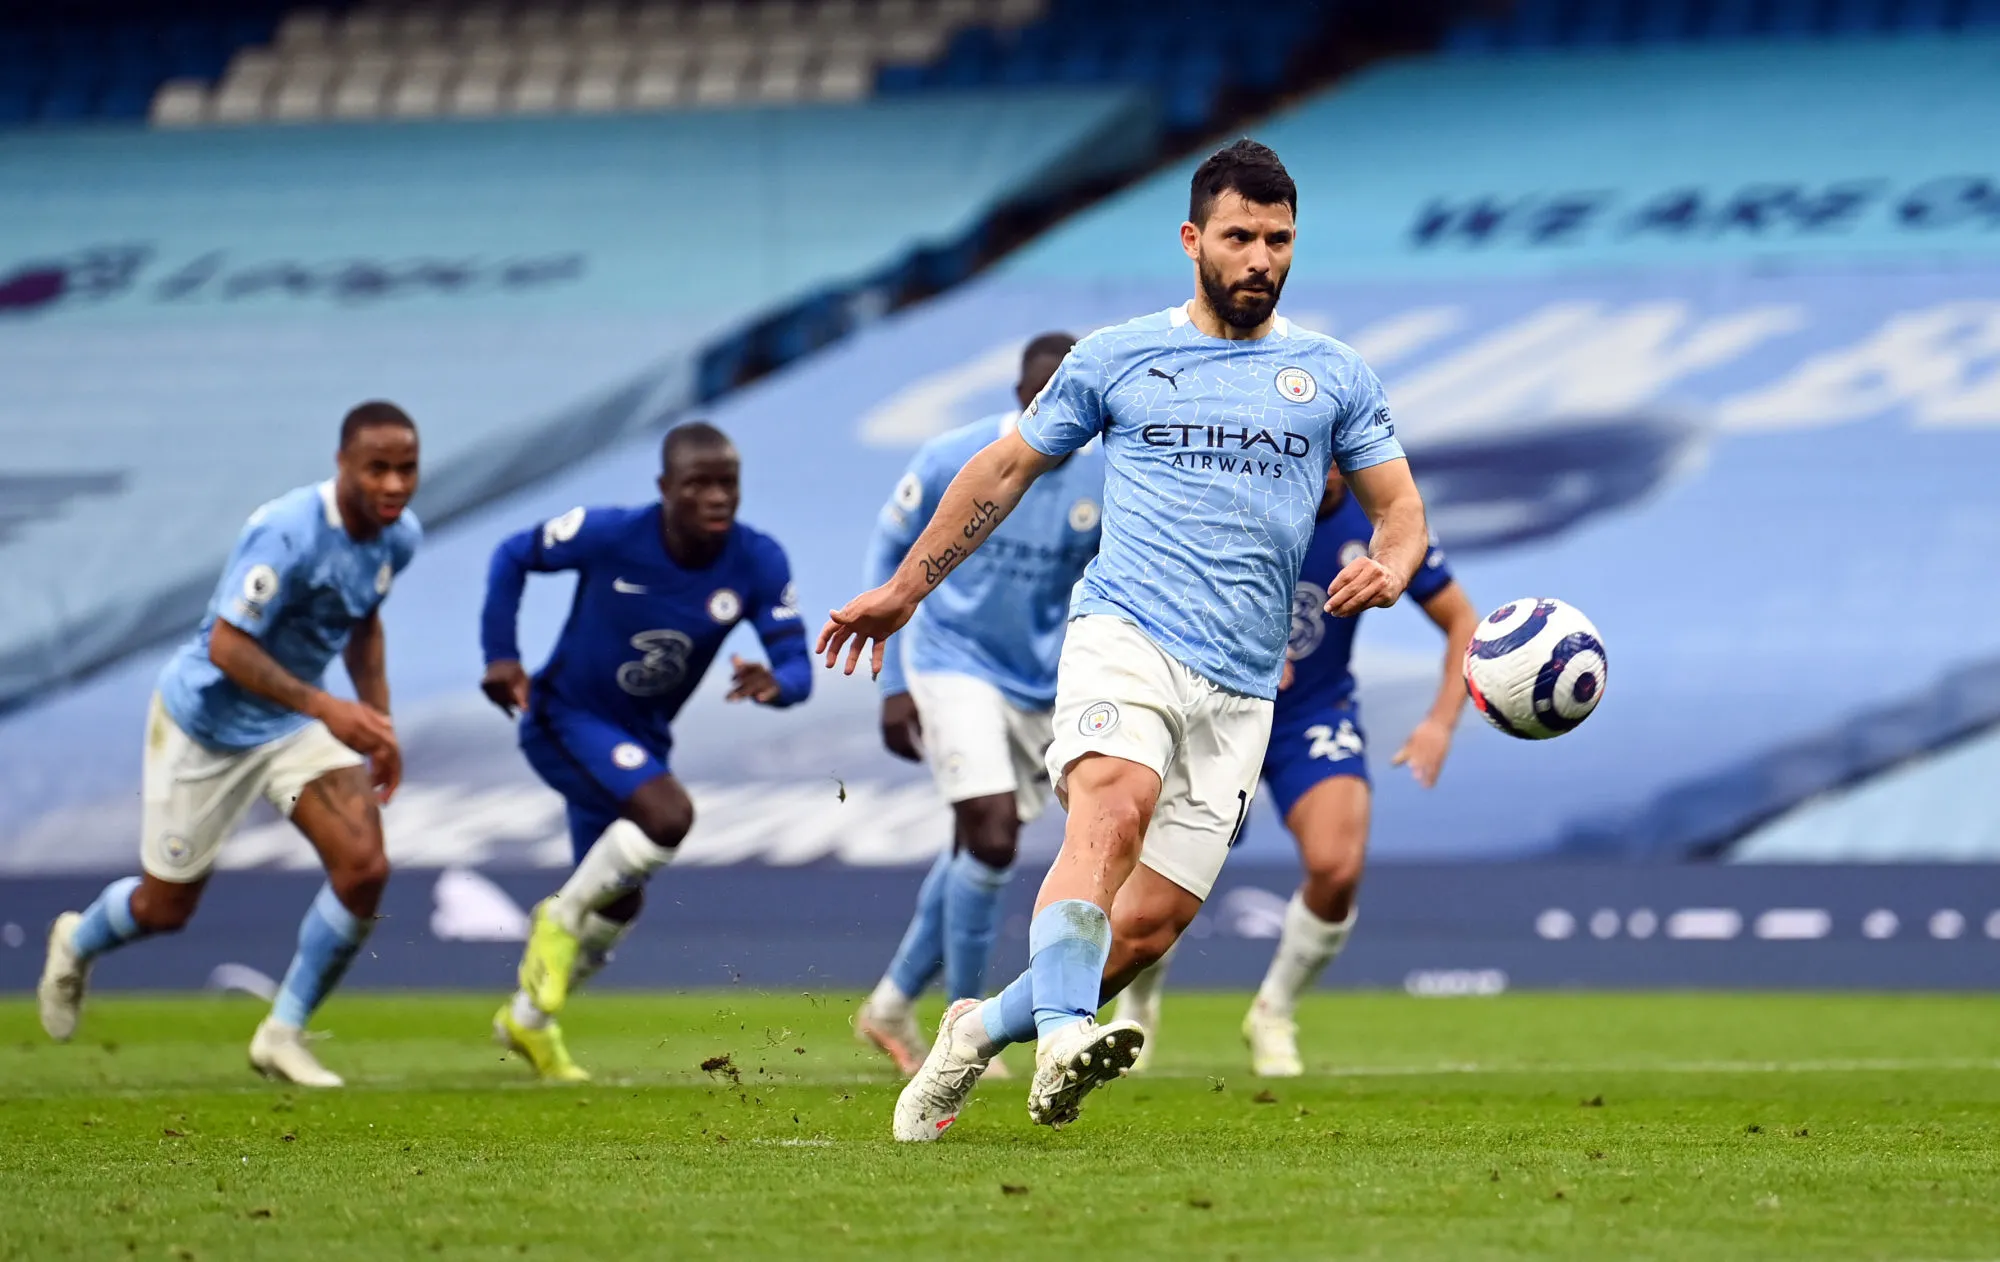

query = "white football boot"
[[1242, 1000, 1304, 1078], [37, 912, 89, 1042], [249, 1019, 344, 1088], [1114, 984, 1160, 1073], [1027, 1017, 1145, 1129], [855, 996, 930, 1077], [892, 998, 994, 1142]]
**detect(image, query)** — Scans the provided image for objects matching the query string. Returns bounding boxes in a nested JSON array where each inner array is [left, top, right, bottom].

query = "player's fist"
[[1324, 555, 1405, 617], [817, 583, 918, 679], [880, 692, 923, 762], [1279, 660, 1295, 691], [317, 697, 401, 803], [726, 654, 783, 705], [481, 659, 531, 716]]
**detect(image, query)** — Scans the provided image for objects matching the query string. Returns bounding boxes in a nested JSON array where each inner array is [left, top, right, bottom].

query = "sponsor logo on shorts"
[[611, 743, 647, 771], [707, 588, 742, 623], [1067, 498, 1100, 532], [1275, 366, 1318, 404], [162, 833, 190, 862], [942, 752, 966, 783], [1078, 702, 1120, 736]]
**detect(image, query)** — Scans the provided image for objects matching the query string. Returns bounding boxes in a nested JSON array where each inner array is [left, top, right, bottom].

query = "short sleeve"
[[1407, 530, 1455, 603], [1330, 360, 1405, 474], [1016, 347, 1107, 458], [215, 513, 303, 638]]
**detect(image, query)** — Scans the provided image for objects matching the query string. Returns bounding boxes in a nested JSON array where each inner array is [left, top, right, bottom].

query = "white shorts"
[[140, 693, 364, 882], [1045, 616, 1273, 901], [906, 670, 1053, 823]]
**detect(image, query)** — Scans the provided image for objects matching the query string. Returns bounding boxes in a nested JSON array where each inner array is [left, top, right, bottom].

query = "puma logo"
[[1147, 367, 1181, 389]]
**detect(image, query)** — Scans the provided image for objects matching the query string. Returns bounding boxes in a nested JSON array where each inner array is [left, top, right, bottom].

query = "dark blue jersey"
[[480, 504, 811, 751], [1277, 492, 1454, 718]]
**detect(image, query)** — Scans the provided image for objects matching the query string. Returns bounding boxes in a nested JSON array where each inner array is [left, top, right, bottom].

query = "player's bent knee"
[[131, 879, 202, 933], [330, 846, 391, 915], [626, 777, 695, 850], [955, 795, 1019, 869]]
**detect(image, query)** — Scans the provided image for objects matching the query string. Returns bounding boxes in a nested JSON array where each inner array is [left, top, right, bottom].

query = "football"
[[1463, 598, 1607, 739]]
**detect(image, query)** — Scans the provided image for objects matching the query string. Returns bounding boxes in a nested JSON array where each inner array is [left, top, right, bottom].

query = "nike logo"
[[1147, 367, 1181, 389], [611, 578, 648, 595]]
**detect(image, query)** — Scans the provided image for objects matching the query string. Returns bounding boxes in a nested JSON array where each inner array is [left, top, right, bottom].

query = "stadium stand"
[[0, 86, 1158, 711]]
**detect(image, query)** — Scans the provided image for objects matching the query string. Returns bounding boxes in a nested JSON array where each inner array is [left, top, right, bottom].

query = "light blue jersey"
[[871, 413, 1104, 710], [1017, 304, 1404, 699], [159, 481, 422, 751]]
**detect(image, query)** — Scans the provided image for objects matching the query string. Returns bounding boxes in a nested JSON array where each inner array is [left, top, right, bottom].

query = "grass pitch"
[[3, 991, 1997, 1260]]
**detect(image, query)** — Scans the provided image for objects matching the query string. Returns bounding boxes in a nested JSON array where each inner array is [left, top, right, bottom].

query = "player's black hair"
[[661, 420, 735, 473], [1021, 331, 1076, 370], [1188, 139, 1297, 227], [339, 400, 416, 450]]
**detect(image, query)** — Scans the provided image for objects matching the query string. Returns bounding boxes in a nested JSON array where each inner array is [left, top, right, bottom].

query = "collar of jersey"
[[1170, 300, 1292, 341], [317, 480, 344, 533]]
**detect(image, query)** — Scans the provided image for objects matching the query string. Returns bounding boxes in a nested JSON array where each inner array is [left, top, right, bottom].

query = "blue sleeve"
[[1407, 531, 1455, 603], [479, 506, 606, 664], [1016, 346, 1106, 458], [214, 509, 306, 640], [867, 446, 946, 697], [750, 539, 812, 708], [1331, 360, 1405, 474]]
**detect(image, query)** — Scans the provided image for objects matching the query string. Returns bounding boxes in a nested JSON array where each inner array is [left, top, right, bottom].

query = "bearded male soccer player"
[[818, 139, 1432, 1139], [38, 402, 422, 1087], [854, 333, 1105, 1075], [1114, 468, 1478, 1075], [480, 422, 811, 1081]]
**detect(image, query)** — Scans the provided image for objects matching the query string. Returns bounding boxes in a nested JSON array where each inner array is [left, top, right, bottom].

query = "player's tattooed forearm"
[[920, 543, 969, 588], [959, 499, 1002, 541]]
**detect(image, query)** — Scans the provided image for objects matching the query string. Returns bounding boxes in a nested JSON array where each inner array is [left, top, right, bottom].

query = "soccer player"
[[480, 421, 810, 1082], [818, 139, 1432, 1139], [853, 332, 1105, 1075], [37, 402, 422, 1087], [1113, 469, 1477, 1075]]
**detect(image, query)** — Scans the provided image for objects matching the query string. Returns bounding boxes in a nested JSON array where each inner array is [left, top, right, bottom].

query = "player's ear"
[[1179, 220, 1201, 261]]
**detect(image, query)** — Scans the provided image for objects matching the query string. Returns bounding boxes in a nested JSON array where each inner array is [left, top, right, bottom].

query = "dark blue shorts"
[[1261, 699, 1369, 822], [520, 704, 671, 864]]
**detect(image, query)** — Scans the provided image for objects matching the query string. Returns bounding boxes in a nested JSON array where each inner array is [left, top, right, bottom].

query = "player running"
[[38, 402, 422, 1087], [854, 332, 1105, 1076], [1113, 469, 1477, 1075], [818, 139, 1432, 1139], [480, 422, 811, 1082]]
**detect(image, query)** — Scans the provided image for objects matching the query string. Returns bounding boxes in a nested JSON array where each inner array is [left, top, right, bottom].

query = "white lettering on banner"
[[1718, 302, 2000, 430], [858, 340, 1023, 447], [1389, 301, 1804, 437]]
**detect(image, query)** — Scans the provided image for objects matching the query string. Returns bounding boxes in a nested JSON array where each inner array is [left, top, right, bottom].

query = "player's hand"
[[880, 692, 923, 761], [1391, 716, 1454, 789], [481, 660, 530, 716], [726, 654, 782, 705], [1279, 660, 1295, 691], [318, 697, 401, 802], [1324, 555, 1406, 617], [818, 583, 918, 678]]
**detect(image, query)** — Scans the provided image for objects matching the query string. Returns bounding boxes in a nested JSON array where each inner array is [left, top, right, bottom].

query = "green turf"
[[3, 991, 1998, 1260]]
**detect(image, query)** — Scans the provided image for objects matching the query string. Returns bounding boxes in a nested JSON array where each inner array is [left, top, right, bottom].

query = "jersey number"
[[1305, 721, 1363, 763]]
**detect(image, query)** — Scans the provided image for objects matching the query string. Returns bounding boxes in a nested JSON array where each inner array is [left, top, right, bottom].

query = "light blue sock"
[[70, 876, 148, 962], [980, 968, 1038, 1050], [271, 884, 370, 1029], [1028, 899, 1111, 1039], [942, 852, 1011, 1001], [884, 850, 951, 1000]]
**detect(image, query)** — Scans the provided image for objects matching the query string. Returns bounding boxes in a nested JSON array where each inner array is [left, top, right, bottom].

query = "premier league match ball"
[[1463, 598, 1607, 740]]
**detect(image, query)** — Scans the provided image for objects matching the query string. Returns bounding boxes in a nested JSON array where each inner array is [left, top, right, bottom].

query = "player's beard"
[[1198, 251, 1285, 331]]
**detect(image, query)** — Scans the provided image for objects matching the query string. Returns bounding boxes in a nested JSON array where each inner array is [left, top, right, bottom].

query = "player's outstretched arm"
[[1392, 580, 1478, 789], [818, 430, 1059, 678], [210, 620, 398, 789], [1327, 458, 1429, 617]]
